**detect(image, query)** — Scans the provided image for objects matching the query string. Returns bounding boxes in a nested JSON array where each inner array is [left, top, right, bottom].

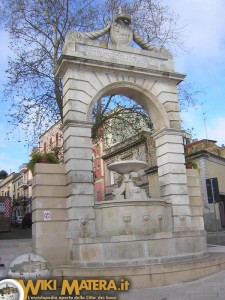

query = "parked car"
[[11, 215, 23, 227], [22, 213, 32, 228]]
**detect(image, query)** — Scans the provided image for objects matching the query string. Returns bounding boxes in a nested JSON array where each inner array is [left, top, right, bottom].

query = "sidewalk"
[[120, 245, 225, 299], [0, 226, 32, 240], [120, 268, 225, 300]]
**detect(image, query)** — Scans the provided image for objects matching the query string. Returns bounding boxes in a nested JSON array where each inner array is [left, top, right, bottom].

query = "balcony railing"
[[19, 163, 28, 173], [18, 180, 28, 189]]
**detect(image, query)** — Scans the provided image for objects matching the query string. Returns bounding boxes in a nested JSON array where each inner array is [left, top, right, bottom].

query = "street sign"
[[44, 211, 51, 221], [206, 177, 220, 203]]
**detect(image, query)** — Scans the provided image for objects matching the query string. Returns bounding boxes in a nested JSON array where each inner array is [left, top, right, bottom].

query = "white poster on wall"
[[0, 203, 5, 213]]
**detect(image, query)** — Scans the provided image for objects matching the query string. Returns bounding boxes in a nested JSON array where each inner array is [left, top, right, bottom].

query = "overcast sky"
[[0, 0, 225, 173]]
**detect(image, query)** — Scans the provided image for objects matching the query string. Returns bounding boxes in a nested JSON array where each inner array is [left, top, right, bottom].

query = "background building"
[[185, 139, 225, 230], [2, 121, 225, 232]]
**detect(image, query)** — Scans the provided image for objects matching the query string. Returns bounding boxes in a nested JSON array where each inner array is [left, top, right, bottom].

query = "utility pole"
[[200, 102, 208, 141]]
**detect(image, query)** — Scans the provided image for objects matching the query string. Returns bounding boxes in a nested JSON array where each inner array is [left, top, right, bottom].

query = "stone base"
[[70, 230, 207, 267], [53, 251, 225, 288]]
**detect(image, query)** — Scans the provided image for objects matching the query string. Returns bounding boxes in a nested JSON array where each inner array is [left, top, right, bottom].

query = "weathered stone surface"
[[157, 153, 185, 165], [64, 148, 92, 161], [156, 143, 184, 156], [65, 159, 93, 172], [95, 199, 172, 236], [66, 182, 94, 195], [63, 136, 92, 149]]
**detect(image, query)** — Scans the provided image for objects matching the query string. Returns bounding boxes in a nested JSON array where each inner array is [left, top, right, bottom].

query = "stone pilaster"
[[32, 164, 68, 265], [153, 128, 192, 232], [61, 120, 96, 239]]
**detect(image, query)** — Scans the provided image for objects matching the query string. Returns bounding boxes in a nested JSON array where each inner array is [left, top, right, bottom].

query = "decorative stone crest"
[[67, 8, 157, 51], [110, 7, 133, 46]]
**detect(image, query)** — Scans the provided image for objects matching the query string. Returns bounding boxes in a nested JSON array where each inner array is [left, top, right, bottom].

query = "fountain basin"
[[107, 160, 148, 174], [95, 198, 172, 237]]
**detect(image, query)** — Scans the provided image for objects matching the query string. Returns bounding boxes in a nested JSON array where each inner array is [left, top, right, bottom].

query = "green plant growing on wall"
[[28, 152, 59, 174], [185, 160, 198, 169]]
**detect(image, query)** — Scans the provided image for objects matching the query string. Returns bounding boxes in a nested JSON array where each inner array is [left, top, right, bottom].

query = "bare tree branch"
[[0, 0, 198, 146]]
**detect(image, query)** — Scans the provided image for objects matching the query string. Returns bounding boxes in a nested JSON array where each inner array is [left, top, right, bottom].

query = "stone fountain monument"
[[32, 9, 225, 288], [108, 160, 149, 200]]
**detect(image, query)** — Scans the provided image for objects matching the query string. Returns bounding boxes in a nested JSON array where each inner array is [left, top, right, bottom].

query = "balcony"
[[18, 179, 28, 189], [19, 163, 28, 173]]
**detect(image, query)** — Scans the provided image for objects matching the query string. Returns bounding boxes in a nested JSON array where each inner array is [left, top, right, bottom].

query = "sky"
[[0, 0, 225, 174], [166, 0, 225, 143]]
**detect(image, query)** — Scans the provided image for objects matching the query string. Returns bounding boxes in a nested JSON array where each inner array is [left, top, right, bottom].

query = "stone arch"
[[86, 81, 170, 131], [54, 24, 205, 245]]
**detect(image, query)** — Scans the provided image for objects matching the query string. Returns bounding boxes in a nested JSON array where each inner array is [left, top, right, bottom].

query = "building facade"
[[0, 166, 32, 220], [185, 139, 225, 230], [39, 120, 63, 160]]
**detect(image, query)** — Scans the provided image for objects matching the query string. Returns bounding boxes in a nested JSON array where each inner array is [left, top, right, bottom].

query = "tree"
[[0, 0, 192, 145], [0, 170, 8, 179], [92, 95, 154, 144]]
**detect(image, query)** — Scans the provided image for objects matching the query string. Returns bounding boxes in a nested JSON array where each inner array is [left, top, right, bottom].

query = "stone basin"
[[107, 160, 148, 174]]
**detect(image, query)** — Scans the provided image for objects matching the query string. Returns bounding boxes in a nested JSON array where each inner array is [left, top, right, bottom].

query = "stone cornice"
[[186, 150, 225, 164], [102, 132, 148, 159], [56, 55, 185, 84]]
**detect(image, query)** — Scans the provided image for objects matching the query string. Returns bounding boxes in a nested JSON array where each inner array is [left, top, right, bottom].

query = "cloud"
[[169, 0, 225, 57], [205, 117, 225, 146], [164, 0, 225, 76]]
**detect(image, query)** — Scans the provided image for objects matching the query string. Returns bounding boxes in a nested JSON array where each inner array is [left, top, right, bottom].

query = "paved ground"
[[120, 268, 225, 300], [1, 231, 225, 299], [0, 226, 32, 240]]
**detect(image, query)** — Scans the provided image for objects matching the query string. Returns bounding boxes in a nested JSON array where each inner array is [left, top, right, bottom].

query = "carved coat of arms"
[[110, 21, 133, 47]]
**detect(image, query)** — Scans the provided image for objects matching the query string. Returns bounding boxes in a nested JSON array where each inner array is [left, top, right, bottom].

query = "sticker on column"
[[44, 210, 51, 221]]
